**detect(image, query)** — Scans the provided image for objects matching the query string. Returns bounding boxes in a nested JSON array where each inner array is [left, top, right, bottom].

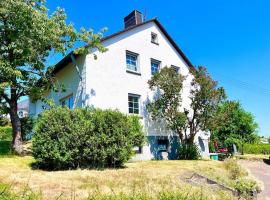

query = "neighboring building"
[[18, 99, 29, 118], [29, 10, 210, 160]]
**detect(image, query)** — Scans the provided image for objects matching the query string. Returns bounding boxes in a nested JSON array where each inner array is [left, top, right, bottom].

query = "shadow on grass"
[[0, 141, 12, 156], [30, 161, 127, 172]]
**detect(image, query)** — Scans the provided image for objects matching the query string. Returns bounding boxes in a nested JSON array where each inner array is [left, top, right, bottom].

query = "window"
[[171, 65, 180, 73], [60, 95, 73, 109], [126, 51, 139, 72], [151, 59, 161, 75], [128, 94, 140, 114], [133, 146, 143, 154], [157, 138, 169, 152], [151, 32, 158, 44]]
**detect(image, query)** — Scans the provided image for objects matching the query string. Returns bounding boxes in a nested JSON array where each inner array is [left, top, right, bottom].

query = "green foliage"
[[147, 67, 186, 143], [223, 159, 248, 180], [32, 107, 145, 170], [241, 143, 270, 155], [0, 0, 107, 154], [0, 126, 12, 141], [147, 66, 225, 145], [211, 101, 259, 149], [235, 178, 260, 198], [21, 116, 35, 141], [178, 144, 201, 160], [0, 115, 9, 126], [186, 66, 225, 143]]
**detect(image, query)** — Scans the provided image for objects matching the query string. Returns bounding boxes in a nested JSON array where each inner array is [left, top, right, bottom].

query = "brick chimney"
[[124, 10, 143, 29]]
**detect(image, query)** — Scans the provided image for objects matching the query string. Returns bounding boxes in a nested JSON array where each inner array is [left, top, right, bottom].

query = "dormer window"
[[151, 32, 158, 44]]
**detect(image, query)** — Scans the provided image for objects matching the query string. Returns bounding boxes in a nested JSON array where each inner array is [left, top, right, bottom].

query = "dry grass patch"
[[0, 156, 233, 199]]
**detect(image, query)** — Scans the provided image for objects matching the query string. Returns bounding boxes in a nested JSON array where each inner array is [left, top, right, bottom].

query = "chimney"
[[124, 10, 143, 29]]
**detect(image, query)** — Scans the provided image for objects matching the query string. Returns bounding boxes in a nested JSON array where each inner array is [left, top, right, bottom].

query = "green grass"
[[0, 156, 235, 200]]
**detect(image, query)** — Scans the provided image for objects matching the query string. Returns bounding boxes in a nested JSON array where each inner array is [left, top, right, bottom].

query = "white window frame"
[[151, 32, 158, 44], [126, 51, 140, 73], [128, 93, 140, 114], [60, 94, 74, 109], [171, 65, 180, 73], [151, 59, 161, 75]]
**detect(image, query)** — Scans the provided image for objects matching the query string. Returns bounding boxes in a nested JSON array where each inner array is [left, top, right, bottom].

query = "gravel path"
[[239, 160, 270, 200]]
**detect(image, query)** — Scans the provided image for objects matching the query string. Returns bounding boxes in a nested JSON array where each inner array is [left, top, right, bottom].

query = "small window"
[[126, 51, 139, 72], [151, 59, 161, 75], [134, 146, 143, 154], [171, 65, 180, 73], [128, 94, 140, 114], [151, 32, 158, 44], [60, 95, 74, 109]]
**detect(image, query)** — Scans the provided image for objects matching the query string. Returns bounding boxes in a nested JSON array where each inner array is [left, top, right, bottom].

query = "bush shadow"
[[263, 158, 270, 165]]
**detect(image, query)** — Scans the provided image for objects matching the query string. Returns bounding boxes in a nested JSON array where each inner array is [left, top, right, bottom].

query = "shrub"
[[235, 178, 260, 198], [224, 159, 248, 180], [21, 116, 35, 141], [178, 144, 201, 160], [0, 126, 12, 141], [0, 115, 9, 126], [242, 143, 270, 155], [32, 107, 145, 170]]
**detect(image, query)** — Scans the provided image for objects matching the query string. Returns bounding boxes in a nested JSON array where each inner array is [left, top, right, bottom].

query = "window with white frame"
[[60, 95, 74, 109], [151, 32, 158, 44], [151, 59, 161, 75], [171, 65, 180, 73], [126, 51, 139, 72], [128, 94, 140, 114]]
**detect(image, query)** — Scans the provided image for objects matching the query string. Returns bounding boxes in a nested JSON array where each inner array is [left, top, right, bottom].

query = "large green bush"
[[178, 144, 201, 160], [0, 126, 12, 141], [32, 107, 145, 170], [21, 116, 35, 141], [242, 144, 270, 155]]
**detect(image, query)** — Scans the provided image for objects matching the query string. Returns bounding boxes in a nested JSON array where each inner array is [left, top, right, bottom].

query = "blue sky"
[[47, 0, 270, 136]]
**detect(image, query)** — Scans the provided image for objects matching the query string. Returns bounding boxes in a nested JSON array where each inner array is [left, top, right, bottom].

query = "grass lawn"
[[1, 140, 258, 200], [0, 155, 237, 200]]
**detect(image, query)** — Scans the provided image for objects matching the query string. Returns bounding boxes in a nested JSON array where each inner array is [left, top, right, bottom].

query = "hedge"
[[243, 144, 270, 155], [32, 107, 145, 170], [0, 126, 12, 141]]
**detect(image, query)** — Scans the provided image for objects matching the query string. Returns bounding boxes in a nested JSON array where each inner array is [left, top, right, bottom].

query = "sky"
[[46, 0, 270, 136]]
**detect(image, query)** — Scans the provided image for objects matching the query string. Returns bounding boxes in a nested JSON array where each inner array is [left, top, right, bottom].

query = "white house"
[[29, 10, 210, 160]]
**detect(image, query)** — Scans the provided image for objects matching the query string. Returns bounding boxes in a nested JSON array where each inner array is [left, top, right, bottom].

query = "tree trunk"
[[9, 88, 23, 155]]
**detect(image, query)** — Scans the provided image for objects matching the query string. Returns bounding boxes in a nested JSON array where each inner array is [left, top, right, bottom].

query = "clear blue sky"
[[47, 0, 270, 136]]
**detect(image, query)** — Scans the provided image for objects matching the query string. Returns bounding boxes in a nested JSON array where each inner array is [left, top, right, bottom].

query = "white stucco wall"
[[83, 22, 202, 160], [29, 56, 86, 116], [85, 22, 193, 133], [29, 21, 210, 160]]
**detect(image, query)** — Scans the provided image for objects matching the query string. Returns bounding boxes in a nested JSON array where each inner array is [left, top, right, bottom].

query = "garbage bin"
[[209, 153, 218, 160]]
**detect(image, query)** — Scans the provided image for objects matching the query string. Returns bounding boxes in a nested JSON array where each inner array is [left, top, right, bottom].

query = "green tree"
[[211, 101, 259, 153], [147, 67, 187, 143], [185, 66, 225, 144], [0, 0, 106, 154], [147, 66, 225, 145]]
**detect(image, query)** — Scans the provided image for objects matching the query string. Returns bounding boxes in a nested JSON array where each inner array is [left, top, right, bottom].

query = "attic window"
[[151, 32, 158, 44]]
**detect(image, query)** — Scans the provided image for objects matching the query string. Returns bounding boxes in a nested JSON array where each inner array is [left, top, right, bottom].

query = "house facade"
[[29, 10, 210, 160]]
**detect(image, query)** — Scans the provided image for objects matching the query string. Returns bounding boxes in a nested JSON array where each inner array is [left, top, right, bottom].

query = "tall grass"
[[0, 183, 231, 200]]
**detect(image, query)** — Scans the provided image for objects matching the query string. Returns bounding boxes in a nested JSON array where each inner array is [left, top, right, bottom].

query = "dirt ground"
[[239, 159, 270, 200]]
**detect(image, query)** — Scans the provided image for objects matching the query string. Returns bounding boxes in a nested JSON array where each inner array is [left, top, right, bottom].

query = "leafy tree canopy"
[[211, 100, 259, 148], [0, 0, 106, 154]]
